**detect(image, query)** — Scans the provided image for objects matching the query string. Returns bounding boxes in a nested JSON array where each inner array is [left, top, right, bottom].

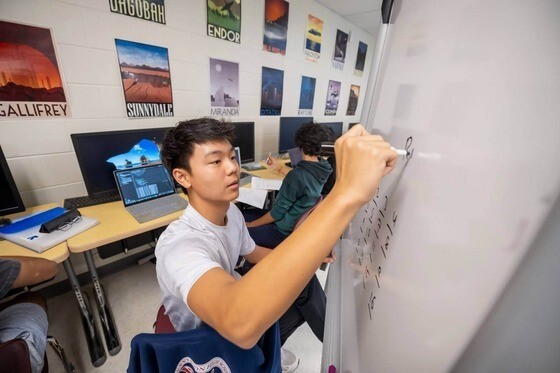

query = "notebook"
[[0, 207, 99, 253], [114, 164, 187, 223]]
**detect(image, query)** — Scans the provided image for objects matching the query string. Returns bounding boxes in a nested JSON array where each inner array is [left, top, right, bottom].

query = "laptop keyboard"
[[128, 195, 182, 216], [63, 191, 121, 209]]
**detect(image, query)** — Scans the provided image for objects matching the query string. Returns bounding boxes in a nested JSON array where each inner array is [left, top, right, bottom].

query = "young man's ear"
[[173, 168, 191, 189]]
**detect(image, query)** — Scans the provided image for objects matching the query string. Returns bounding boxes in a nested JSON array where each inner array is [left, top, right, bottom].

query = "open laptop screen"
[[114, 164, 175, 207]]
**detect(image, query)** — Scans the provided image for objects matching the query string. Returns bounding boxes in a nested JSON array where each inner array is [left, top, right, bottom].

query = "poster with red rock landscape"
[[115, 39, 173, 118], [0, 20, 71, 120]]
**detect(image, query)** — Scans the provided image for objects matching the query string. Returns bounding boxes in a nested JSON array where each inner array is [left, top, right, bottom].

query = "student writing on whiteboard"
[[154, 118, 397, 369]]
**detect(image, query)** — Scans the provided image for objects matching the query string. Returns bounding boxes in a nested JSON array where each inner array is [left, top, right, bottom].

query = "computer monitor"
[[71, 127, 172, 197], [319, 122, 343, 140], [230, 122, 255, 163], [279, 117, 313, 154], [349, 122, 359, 130], [0, 145, 25, 216]]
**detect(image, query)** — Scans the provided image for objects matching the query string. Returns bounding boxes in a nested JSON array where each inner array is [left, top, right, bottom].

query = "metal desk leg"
[[62, 259, 106, 367], [84, 251, 121, 355]]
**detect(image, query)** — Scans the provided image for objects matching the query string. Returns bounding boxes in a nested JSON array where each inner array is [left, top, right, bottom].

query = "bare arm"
[[6, 257, 59, 289], [245, 211, 275, 228], [266, 155, 289, 176], [188, 125, 397, 348], [243, 245, 272, 264]]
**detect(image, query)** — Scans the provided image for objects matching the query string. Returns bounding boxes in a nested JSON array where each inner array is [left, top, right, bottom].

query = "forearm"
[[228, 187, 359, 343], [9, 257, 58, 288], [246, 211, 275, 228]]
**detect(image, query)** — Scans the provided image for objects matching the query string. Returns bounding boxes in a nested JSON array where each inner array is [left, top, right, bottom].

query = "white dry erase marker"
[[321, 143, 408, 157]]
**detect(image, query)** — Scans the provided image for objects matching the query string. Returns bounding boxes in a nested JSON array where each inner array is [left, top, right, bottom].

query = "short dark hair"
[[161, 118, 235, 190], [295, 122, 331, 156]]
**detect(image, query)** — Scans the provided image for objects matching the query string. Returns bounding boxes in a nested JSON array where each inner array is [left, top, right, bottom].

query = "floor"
[[46, 261, 326, 372]]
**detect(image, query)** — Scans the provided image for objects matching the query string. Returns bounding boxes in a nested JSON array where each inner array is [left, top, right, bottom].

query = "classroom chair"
[[0, 335, 74, 373], [127, 305, 281, 372]]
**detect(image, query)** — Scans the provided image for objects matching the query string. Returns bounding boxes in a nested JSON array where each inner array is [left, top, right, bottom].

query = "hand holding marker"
[[321, 143, 408, 157]]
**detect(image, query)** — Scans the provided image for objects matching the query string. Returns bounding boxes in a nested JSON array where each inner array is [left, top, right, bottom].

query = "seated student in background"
[[267, 125, 337, 196], [245, 122, 333, 247], [0, 257, 58, 373], [155, 118, 397, 369]]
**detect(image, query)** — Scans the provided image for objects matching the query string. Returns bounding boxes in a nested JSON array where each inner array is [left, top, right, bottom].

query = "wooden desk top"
[[66, 162, 289, 254], [66, 194, 188, 253], [242, 160, 290, 180], [0, 204, 69, 263]]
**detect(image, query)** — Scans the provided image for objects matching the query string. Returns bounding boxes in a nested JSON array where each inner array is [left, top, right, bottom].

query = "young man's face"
[[176, 139, 241, 205]]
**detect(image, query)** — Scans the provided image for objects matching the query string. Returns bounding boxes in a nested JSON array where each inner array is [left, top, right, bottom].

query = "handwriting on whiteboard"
[[350, 136, 414, 321]]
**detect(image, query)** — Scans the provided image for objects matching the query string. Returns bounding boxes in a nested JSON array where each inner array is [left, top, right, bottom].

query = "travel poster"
[[115, 39, 173, 118], [355, 41, 368, 76], [303, 14, 323, 62], [324, 80, 341, 116], [207, 0, 241, 44], [346, 85, 360, 115], [263, 0, 289, 55], [260, 67, 284, 116], [109, 0, 166, 24], [209, 58, 239, 116], [0, 21, 70, 120], [332, 29, 348, 70], [298, 76, 316, 116]]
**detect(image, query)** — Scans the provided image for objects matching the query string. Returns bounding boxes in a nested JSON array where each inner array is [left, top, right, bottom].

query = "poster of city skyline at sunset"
[[0, 20, 70, 119]]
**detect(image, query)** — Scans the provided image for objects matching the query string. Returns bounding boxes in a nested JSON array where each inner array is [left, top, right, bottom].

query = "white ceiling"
[[316, 0, 383, 36]]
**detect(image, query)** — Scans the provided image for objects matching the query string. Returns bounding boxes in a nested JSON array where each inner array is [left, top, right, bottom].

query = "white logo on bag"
[[175, 356, 231, 373]]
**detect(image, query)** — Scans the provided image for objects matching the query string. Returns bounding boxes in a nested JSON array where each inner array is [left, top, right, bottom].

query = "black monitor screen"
[[279, 117, 313, 153], [0, 145, 25, 216], [71, 127, 172, 197], [230, 122, 255, 163], [320, 122, 343, 140], [349, 122, 359, 130]]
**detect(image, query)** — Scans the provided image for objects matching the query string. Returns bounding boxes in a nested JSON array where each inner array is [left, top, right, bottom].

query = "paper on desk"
[[251, 178, 283, 191], [237, 188, 268, 209]]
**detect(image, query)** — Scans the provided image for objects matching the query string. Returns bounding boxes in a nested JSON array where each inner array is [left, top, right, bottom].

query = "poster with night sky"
[[115, 39, 173, 118], [209, 58, 239, 116], [355, 41, 368, 76], [260, 66, 284, 115], [298, 76, 316, 116], [0, 20, 70, 120], [332, 29, 348, 70], [263, 0, 289, 55]]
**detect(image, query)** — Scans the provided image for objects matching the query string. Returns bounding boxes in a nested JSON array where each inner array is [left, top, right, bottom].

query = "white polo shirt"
[[155, 202, 255, 331]]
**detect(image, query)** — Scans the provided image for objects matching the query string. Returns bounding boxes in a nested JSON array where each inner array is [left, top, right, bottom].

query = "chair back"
[[154, 305, 176, 334], [130, 316, 281, 373], [0, 339, 32, 373]]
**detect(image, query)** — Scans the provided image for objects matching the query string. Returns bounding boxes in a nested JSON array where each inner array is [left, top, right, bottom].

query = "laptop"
[[287, 147, 303, 168], [234, 147, 254, 187], [236, 146, 265, 171], [114, 164, 188, 223]]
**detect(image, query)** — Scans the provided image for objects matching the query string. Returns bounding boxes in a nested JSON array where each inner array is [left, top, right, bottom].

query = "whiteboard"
[[335, 0, 560, 372]]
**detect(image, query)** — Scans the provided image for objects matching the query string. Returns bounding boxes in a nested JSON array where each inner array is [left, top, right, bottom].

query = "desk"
[[0, 204, 112, 367], [0, 204, 69, 263], [62, 194, 188, 365]]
